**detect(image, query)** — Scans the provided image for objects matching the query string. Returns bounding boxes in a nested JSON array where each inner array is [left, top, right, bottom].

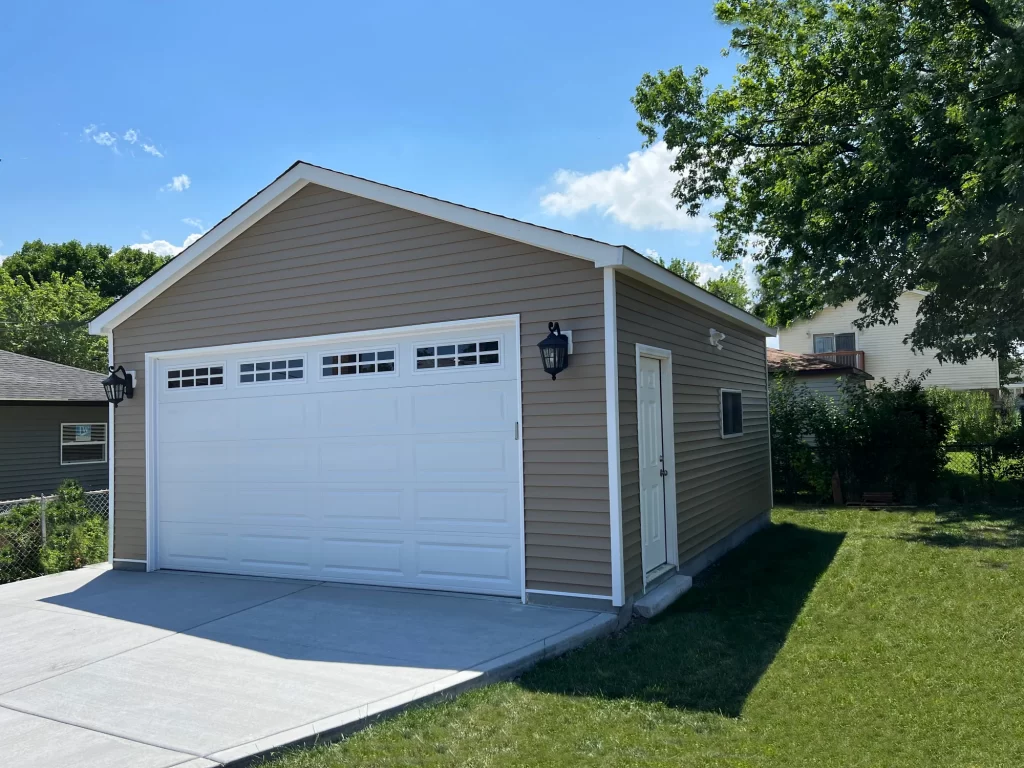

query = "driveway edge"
[[212, 612, 619, 767]]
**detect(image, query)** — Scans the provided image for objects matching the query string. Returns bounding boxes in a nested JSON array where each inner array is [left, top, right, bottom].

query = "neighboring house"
[[777, 291, 1000, 391], [0, 350, 109, 500], [89, 161, 774, 611], [767, 348, 873, 398]]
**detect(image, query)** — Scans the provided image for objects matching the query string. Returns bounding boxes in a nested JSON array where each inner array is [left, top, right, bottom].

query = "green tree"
[[0, 272, 109, 370], [97, 246, 168, 299], [632, 0, 1024, 364], [2, 240, 167, 300], [704, 263, 751, 311], [648, 254, 753, 310]]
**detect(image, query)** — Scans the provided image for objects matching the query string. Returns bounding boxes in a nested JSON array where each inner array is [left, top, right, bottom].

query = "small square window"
[[240, 374, 255, 383], [288, 359, 303, 368], [272, 360, 286, 370], [438, 357, 456, 367], [255, 362, 270, 371], [417, 347, 434, 358], [480, 353, 499, 364], [168, 380, 180, 389], [241, 363, 255, 373], [378, 361, 395, 372], [323, 367, 338, 377], [255, 372, 270, 382], [458, 343, 476, 354], [480, 341, 499, 352], [340, 354, 357, 364], [272, 371, 286, 380], [210, 376, 223, 385], [210, 366, 224, 376], [340, 365, 357, 375], [168, 370, 180, 379], [378, 350, 395, 361], [359, 352, 376, 362], [182, 379, 195, 388], [437, 345, 456, 356], [417, 359, 435, 369], [196, 367, 209, 376], [287, 369, 303, 379], [181, 369, 194, 378]]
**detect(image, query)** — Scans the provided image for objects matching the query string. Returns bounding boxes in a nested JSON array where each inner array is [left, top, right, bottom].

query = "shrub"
[[927, 388, 1016, 443], [0, 480, 107, 584], [769, 373, 950, 503]]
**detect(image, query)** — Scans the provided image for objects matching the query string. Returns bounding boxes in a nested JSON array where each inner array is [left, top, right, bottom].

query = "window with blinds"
[[60, 423, 108, 465]]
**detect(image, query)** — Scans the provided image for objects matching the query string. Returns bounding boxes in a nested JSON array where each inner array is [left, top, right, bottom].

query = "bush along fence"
[[770, 372, 1024, 505], [0, 481, 108, 584]]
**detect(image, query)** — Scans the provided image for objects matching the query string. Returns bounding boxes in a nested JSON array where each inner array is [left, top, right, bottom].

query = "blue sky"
[[1, 1, 739, 279]]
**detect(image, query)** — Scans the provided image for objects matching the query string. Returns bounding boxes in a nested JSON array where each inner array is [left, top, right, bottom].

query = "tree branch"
[[966, 0, 1023, 43]]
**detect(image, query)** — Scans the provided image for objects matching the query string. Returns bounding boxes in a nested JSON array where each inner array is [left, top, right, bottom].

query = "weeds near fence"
[[0, 480, 108, 584]]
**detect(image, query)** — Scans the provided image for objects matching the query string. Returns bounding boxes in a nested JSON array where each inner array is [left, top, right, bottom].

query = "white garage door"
[[152, 320, 522, 596]]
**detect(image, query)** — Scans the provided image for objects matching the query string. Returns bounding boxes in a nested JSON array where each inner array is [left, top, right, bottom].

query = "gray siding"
[[112, 183, 612, 596], [0, 404, 108, 500], [617, 274, 772, 597], [799, 374, 844, 399]]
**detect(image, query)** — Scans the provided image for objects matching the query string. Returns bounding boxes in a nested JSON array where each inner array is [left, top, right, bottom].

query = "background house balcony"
[[808, 350, 866, 370]]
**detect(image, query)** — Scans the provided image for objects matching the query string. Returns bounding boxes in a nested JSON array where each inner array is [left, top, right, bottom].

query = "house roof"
[[766, 348, 873, 379], [88, 161, 775, 338], [0, 350, 108, 402]]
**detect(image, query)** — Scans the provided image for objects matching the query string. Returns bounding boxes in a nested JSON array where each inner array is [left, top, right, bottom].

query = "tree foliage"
[[633, 0, 1024, 363], [649, 255, 753, 310], [0, 239, 169, 371]]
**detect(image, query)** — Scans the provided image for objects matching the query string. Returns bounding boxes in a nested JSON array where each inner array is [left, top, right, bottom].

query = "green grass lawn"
[[259, 505, 1024, 768]]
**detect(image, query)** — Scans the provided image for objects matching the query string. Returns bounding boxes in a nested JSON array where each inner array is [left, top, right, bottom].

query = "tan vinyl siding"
[[111, 183, 611, 595], [616, 274, 771, 597], [0, 404, 109, 500]]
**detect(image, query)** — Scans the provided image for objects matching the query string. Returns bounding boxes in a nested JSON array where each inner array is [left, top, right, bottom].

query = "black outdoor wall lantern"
[[102, 365, 134, 407], [538, 322, 570, 380]]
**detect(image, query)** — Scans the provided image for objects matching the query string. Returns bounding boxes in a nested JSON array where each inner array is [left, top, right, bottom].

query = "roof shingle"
[[0, 350, 107, 402]]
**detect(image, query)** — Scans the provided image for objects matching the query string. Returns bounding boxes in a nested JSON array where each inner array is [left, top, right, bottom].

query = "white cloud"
[[181, 217, 204, 230], [162, 174, 191, 193], [540, 142, 714, 232], [83, 124, 96, 136], [142, 143, 163, 158], [131, 232, 202, 257], [91, 131, 118, 147], [123, 129, 139, 144]]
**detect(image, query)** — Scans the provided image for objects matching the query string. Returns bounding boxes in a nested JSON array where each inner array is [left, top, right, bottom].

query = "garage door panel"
[[413, 437, 514, 477], [318, 441, 402, 476], [238, 533, 315, 576], [413, 488, 515, 530], [155, 322, 523, 596], [321, 537, 405, 580], [317, 391, 403, 435], [414, 538, 516, 590], [410, 385, 513, 431]]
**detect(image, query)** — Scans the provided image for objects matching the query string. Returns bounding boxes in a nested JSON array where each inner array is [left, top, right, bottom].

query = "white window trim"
[[719, 388, 744, 439], [635, 344, 679, 588], [811, 330, 858, 354], [237, 354, 307, 386], [60, 422, 108, 466], [411, 335, 504, 374], [166, 362, 226, 390], [317, 346, 398, 380]]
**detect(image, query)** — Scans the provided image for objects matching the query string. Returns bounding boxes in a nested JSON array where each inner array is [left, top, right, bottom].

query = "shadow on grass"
[[519, 521, 844, 717], [899, 504, 1024, 550]]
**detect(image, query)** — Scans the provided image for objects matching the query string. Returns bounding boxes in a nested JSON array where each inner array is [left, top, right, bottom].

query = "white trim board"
[[89, 162, 774, 338], [604, 268, 625, 607], [635, 343, 679, 588]]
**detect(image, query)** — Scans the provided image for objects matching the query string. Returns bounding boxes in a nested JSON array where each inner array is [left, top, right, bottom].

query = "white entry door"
[[151, 320, 522, 597], [637, 355, 668, 574]]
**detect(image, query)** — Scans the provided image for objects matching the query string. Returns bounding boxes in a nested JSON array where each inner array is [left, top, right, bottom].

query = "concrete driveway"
[[0, 565, 616, 768]]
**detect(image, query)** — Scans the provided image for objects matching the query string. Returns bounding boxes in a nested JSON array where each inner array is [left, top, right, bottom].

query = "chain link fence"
[[943, 443, 1024, 504], [0, 487, 108, 585]]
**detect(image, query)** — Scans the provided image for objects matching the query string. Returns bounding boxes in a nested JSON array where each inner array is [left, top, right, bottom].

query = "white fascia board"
[[618, 249, 775, 337], [90, 162, 626, 334]]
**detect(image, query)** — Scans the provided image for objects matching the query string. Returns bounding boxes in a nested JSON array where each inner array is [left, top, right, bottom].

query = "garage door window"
[[321, 349, 396, 377], [168, 365, 224, 389], [239, 357, 304, 384], [415, 340, 500, 370]]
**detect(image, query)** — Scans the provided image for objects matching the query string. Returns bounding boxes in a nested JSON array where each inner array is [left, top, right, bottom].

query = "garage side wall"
[[616, 274, 771, 597], [111, 183, 611, 596]]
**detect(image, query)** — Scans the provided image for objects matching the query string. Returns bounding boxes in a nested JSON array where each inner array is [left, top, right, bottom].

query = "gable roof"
[[767, 348, 873, 379], [0, 350, 108, 402], [89, 161, 773, 338]]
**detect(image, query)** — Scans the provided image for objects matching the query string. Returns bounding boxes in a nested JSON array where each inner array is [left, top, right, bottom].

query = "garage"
[[149, 318, 523, 597]]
